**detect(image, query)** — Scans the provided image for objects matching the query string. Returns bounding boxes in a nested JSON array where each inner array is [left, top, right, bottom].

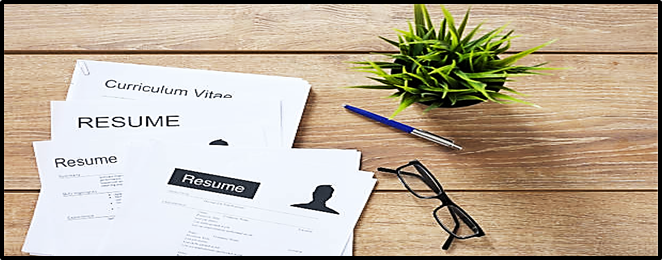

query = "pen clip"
[[411, 129, 463, 150]]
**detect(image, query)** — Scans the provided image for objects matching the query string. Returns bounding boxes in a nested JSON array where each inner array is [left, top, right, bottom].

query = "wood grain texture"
[[355, 192, 658, 256], [3, 4, 658, 256], [3, 193, 39, 256], [4, 192, 657, 256], [4, 54, 658, 190], [3, 4, 658, 52]]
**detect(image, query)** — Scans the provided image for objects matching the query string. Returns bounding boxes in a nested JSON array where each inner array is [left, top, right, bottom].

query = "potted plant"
[[349, 4, 563, 118]]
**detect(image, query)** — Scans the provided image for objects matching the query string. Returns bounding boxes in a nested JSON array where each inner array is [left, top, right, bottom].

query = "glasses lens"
[[435, 205, 480, 238], [397, 164, 439, 198]]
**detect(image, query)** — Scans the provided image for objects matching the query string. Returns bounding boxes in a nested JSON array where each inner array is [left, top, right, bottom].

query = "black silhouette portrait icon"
[[291, 185, 339, 215], [209, 138, 229, 146]]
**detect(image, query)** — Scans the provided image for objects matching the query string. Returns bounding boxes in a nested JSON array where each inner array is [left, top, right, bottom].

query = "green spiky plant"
[[349, 4, 563, 118]]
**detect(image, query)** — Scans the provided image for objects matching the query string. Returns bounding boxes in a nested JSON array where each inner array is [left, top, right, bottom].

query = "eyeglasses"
[[377, 160, 484, 250]]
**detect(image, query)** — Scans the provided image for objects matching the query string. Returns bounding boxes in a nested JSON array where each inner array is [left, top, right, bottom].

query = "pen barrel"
[[411, 129, 463, 150]]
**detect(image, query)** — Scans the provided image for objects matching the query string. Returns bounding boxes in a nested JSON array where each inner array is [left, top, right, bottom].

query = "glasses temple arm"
[[376, 167, 397, 174], [377, 167, 440, 193], [377, 167, 423, 178], [442, 226, 459, 250], [441, 210, 461, 250]]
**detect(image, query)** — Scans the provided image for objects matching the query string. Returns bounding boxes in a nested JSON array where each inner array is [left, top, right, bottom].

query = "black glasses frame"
[[377, 160, 485, 250]]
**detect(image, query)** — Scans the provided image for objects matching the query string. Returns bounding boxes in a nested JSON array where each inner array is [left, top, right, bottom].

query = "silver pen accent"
[[411, 129, 463, 150]]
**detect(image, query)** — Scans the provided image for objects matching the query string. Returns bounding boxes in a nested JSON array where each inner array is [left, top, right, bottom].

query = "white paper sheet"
[[50, 100, 282, 147], [23, 125, 272, 256], [98, 142, 375, 256], [66, 60, 311, 147], [23, 139, 134, 256], [23, 140, 368, 256], [24, 59, 370, 256]]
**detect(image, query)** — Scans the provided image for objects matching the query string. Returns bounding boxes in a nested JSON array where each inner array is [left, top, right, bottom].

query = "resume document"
[[22, 60, 372, 256], [99, 143, 375, 256]]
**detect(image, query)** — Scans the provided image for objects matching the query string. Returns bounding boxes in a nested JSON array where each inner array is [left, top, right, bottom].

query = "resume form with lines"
[[23, 140, 134, 256], [98, 143, 375, 256], [23, 132, 269, 256]]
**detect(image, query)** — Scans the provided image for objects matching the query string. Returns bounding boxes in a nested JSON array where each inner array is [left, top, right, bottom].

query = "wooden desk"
[[4, 4, 657, 256]]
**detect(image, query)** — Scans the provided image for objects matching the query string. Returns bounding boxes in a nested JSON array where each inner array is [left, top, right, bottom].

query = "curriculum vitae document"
[[99, 143, 375, 256], [66, 60, 311, 147]]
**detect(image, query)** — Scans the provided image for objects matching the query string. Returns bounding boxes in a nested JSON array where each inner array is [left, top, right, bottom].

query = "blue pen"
[[343, 104, 463, 150]]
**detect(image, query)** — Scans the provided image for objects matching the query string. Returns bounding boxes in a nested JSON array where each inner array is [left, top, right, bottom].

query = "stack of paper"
[[22, 60, 376, 256]]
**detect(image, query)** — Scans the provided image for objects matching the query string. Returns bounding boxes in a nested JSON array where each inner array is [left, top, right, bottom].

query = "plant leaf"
[[414, 4, 427, 37], [453, 70, 491, 100], [456, 94, 486, 101], [383, 91, 404, 99], [441, 5, 460, 50], [439, 18, 447, 41], [490, 84, 526, 96], [390, 92, 420, 119], [465, 22, 510, 51], [460, 20, 484, 46], [345, 85, 398, 90], [423, 101, 444, 112], [491, 39, 558, 67], [489, 91, 540, 107], [457, 6, 471, 40], [378, 36, 400, 47]]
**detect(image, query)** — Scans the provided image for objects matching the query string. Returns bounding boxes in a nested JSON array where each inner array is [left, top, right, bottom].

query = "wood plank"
[[3, 4, 658, 52], [355, 191, 658, 256], [3, 192, 39, 256], [4, 191, 658, 256], [3, 54, 657, 190]]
